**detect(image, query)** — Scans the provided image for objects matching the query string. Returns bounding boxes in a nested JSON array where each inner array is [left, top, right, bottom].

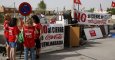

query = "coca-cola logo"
[[45, 34, 63, 40], [54, 34, 62, 39], [89, 30, 96, 37], [45, 34, 53, 40]]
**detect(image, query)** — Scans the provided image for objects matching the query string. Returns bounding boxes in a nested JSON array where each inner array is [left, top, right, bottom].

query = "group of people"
[[3, 14, 42, 60]]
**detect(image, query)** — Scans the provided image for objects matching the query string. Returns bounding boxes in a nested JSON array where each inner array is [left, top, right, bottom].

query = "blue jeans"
[[24, 47, 36, 60]]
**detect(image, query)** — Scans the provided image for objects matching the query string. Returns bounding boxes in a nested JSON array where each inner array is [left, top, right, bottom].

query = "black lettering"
[[61, 27, 64, 32], [50, 41, 53, 45], [52, 27, 55, 33], [55, 27, 58, 33], [48, 27, 51, 33], [88, 14, 90, 18], [96, 15, 100, 19], [46, 42, 49, 46], [58, 27, 60, 33], [101, 15, 104, 19], [91, 14, 95, 18]]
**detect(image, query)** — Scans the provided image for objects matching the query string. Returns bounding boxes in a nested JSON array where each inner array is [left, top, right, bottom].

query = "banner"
[[41, 24, 64, 53], [74, 10, 111, 25]]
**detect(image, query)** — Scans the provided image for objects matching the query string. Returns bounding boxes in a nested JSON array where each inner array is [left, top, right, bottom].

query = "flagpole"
[[72, 0, 75, 19], [14, 2, 16, 18], [78, 4, 79, 11]]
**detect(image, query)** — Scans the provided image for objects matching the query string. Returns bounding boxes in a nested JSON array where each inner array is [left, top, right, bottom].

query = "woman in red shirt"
[[31, 15, 42, 59], [23, 18, 36, 60], [8, 18, 19, 60], [3, 14, 11, 60]]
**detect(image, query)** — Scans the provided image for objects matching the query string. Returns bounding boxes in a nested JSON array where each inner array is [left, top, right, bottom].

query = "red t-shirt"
[[4, 20, 9, 39], [34, 23, 42, 39], [23, 26, 35, 48], [8, 26, 19, 42]]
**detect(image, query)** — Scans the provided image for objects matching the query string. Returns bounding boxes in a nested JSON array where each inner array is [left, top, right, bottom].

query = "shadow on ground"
[[39, 40, 101, 60]]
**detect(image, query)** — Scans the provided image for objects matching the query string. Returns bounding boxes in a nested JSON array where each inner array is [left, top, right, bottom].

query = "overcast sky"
[[0, 0, 114, 11]]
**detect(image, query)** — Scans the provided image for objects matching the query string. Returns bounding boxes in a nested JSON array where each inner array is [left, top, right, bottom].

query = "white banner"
[[74, 10, 111, 25], [40, 24, 64, 53], [84, 27, 103, 40]]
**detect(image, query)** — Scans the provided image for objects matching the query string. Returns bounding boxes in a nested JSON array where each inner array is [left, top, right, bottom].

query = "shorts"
[[35, 38, 41, 48], [9, 42, 17, 48]]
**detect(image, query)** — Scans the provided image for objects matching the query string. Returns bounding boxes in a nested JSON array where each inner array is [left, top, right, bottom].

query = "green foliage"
[[107, 8, 115, 15], [0, 13, 4, 24], [87, 8, 95, 12], [36, 0, 46, 14], [39, 0, 46, 10]]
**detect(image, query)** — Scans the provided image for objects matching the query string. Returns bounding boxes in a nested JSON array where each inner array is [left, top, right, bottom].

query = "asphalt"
[[0, 38, 115, 60]]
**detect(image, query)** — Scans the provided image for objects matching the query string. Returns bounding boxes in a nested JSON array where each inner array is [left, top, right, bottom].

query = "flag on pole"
[[74, 0, 81, 5], [100, 3, 103, 12], [74, 0, 76, 3], [111, 1, 115, 7]]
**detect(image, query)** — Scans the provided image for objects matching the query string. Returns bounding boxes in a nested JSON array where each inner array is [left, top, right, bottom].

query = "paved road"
[[0, 38, 115, 60]]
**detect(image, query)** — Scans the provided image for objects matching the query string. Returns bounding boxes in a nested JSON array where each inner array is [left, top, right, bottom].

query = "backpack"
[[18, 31, 24, 43]]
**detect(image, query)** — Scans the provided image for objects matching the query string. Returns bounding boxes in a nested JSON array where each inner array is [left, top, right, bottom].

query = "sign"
[[19, 2, 32, 16], [84, 27, 103, 40], [40, 24, 64, 53], [74, 10, 111, 25]]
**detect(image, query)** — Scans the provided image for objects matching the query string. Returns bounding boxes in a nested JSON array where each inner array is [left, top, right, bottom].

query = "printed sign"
[[84, 27, 103, 40], [41, 24, 64, 53], [74, 10, 111, 25]]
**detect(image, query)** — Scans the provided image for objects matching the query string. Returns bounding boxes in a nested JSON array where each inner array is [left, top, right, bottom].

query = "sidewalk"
[[0, 38, 115, 60]]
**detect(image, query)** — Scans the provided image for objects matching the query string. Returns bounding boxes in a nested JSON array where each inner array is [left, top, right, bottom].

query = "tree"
[[36, 0, 46, 14], [87, 8, 95, 12], [107, 8, 115, 15]]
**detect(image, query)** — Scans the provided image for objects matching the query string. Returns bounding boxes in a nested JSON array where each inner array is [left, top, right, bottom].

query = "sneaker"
[[6, 57, 10, 60]]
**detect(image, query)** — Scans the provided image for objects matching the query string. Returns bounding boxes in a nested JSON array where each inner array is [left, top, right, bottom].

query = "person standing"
[[23, 18, 36, 60], [31, 15, 42, 59], [8, 18, 20, 60], [3, 14, 11, 60]]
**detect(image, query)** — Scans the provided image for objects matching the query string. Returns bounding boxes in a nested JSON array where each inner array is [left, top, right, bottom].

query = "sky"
[[0, 0, 114, 11]]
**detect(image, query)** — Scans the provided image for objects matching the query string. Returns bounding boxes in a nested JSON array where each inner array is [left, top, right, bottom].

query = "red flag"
[[74, 0, 76, 3], [74, 0, 81, 4], [112, 1, 115, 7]]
